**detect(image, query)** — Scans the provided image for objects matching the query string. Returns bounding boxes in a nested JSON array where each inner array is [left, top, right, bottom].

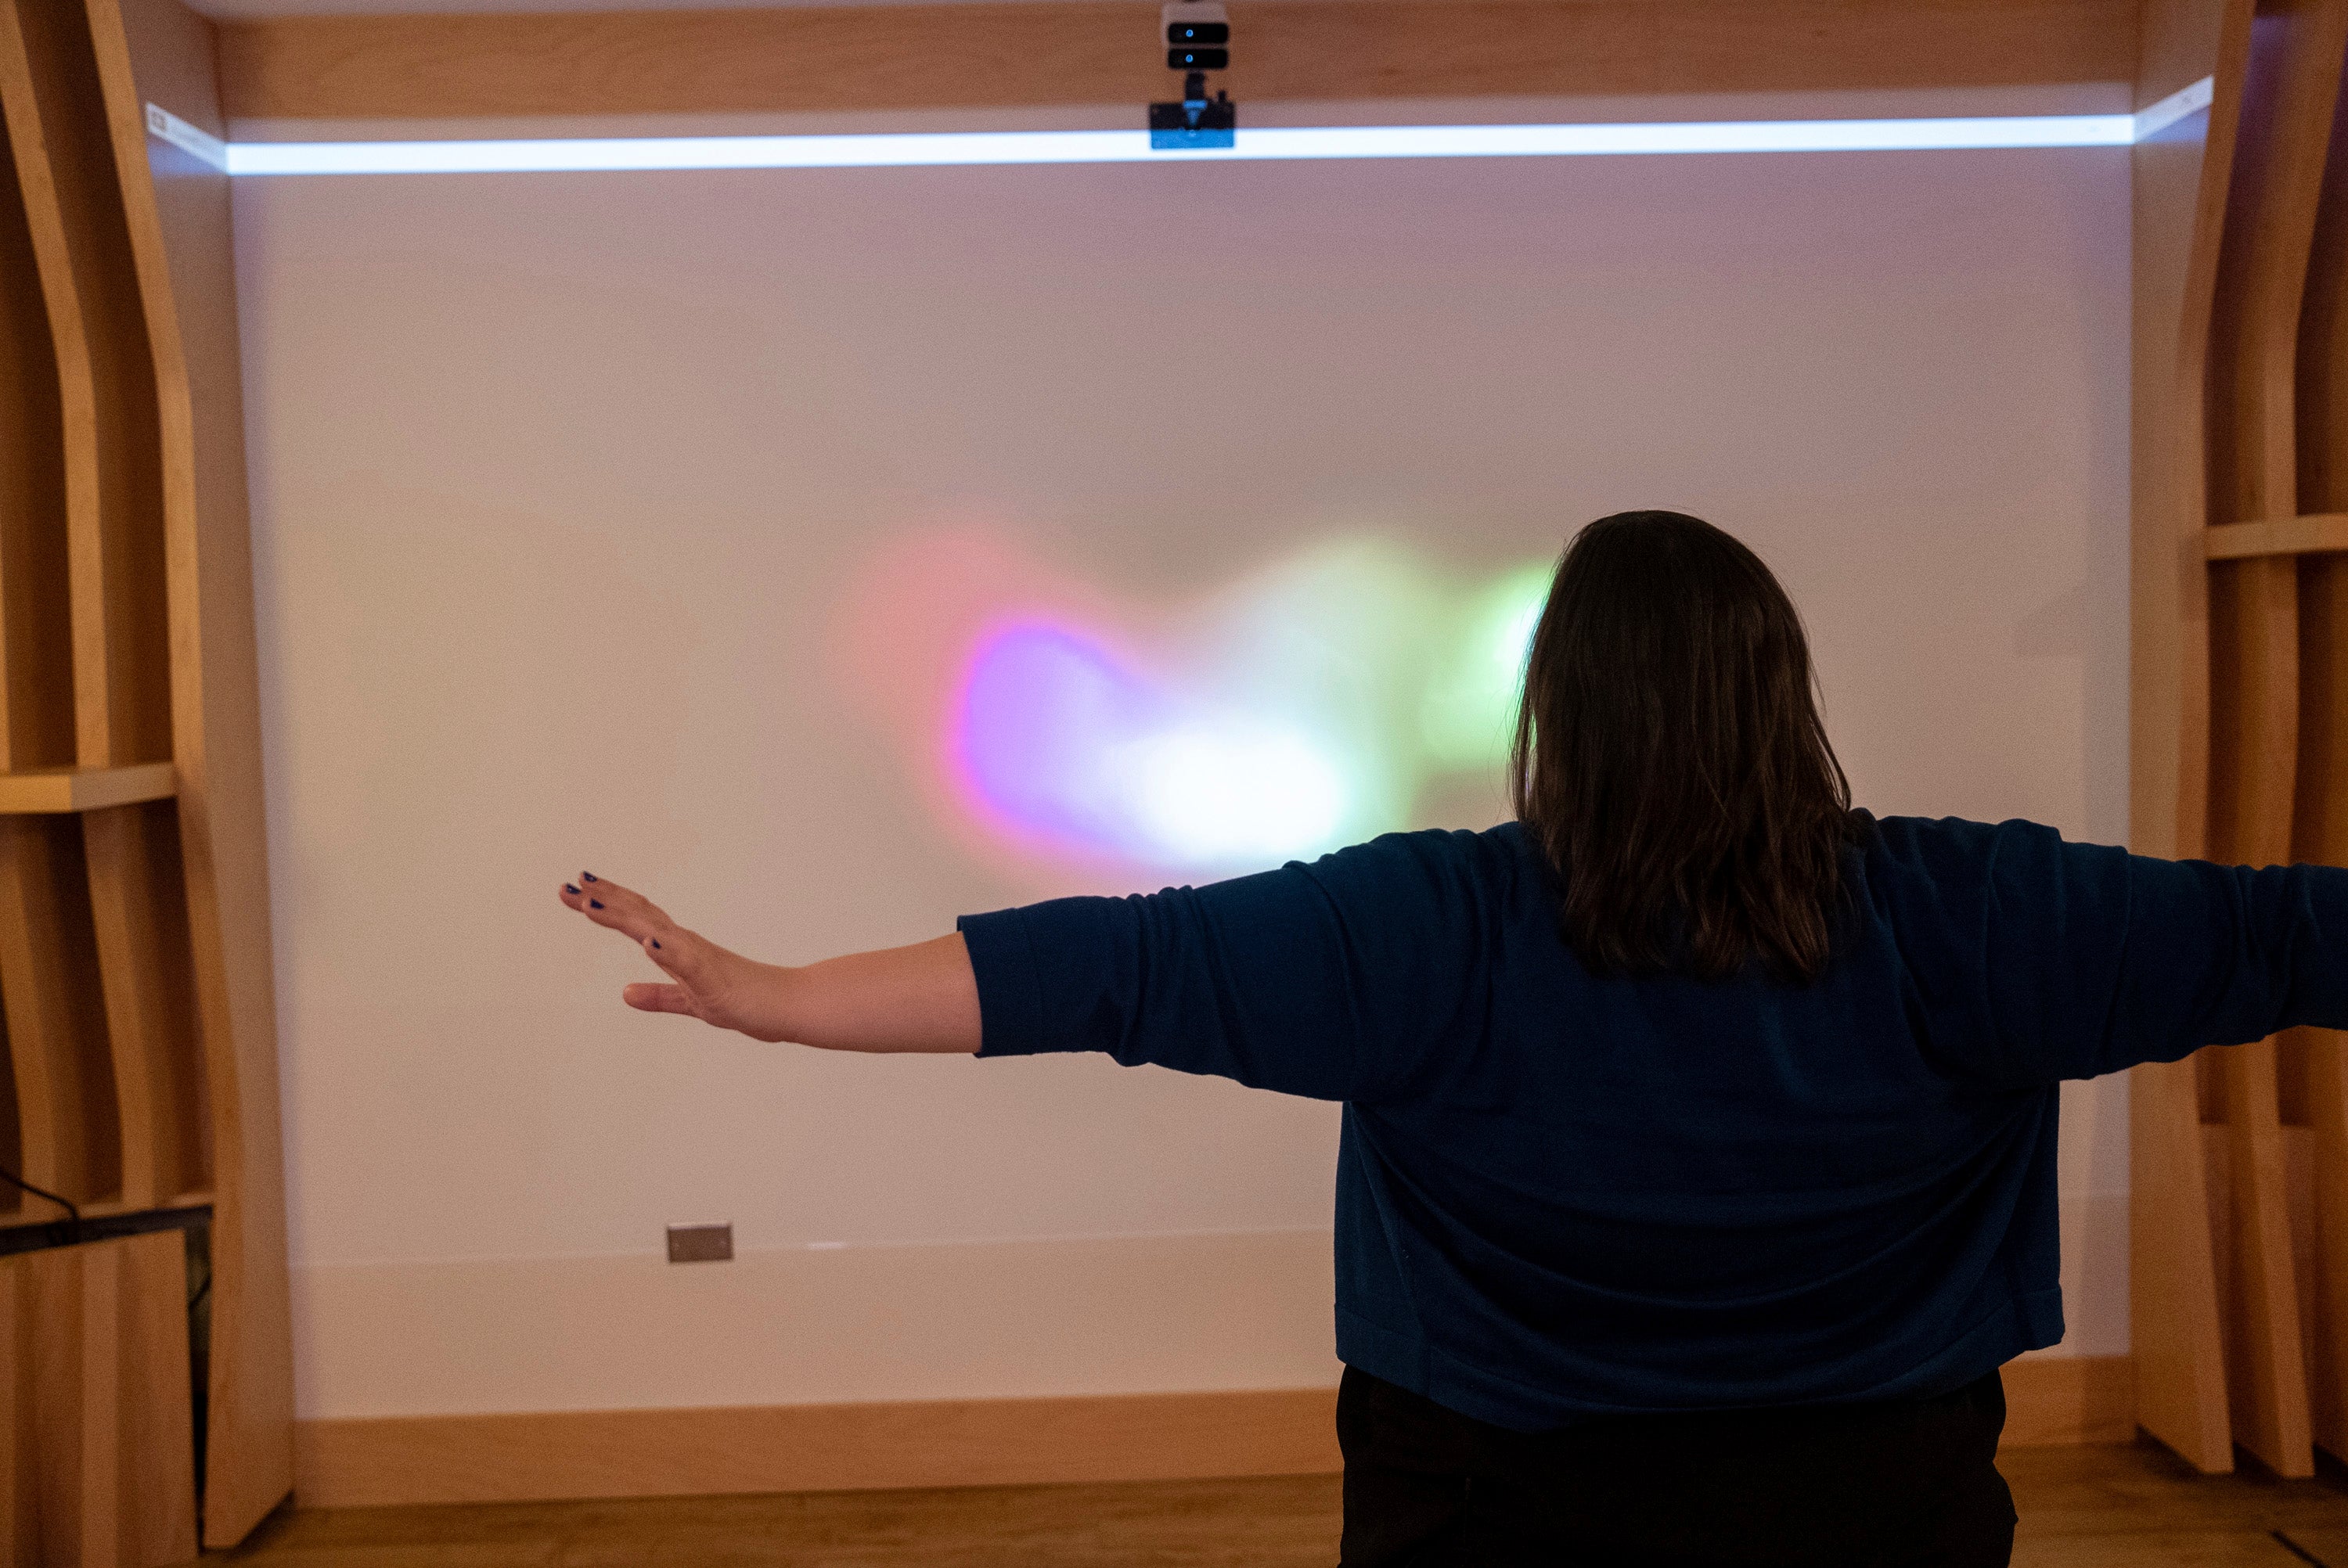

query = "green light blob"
[[1417, 563, 1551, 771]]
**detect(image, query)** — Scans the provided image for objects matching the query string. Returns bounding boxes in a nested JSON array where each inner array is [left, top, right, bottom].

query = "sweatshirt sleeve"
[[953, 830, 1490, 1103], [1889, 817, 2348, 1084]]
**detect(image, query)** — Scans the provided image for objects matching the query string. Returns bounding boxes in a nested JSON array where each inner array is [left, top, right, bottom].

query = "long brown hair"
[[1509, 511, 1860, 983]]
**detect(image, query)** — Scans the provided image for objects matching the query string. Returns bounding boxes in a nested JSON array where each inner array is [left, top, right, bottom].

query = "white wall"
[[233, 141, 2131, 1420]]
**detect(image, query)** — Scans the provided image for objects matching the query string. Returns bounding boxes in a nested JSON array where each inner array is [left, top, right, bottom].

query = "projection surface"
[[234, 146, 2129, 1412]]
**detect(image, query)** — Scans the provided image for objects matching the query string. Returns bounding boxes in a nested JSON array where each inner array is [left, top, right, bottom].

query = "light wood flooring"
[[213, 1442, 2348, 1566]]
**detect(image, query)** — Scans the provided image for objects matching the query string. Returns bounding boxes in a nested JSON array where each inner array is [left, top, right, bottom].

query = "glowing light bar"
[[221, 118, 2126, 175], [171, 75, 2215, 178]]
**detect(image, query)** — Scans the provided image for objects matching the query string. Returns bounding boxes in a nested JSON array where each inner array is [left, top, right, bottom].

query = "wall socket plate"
[[666, 1222, 733, 1263]]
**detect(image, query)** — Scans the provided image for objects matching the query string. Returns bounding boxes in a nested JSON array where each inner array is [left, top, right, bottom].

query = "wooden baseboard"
[[2002, 1354, 2135, 1447], [294, 1355, 2134, 1509], [294, 1386, 1345, 1508]]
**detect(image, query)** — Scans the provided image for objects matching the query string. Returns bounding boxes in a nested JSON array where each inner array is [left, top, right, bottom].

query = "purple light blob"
[[951, 621, 1166, 856]]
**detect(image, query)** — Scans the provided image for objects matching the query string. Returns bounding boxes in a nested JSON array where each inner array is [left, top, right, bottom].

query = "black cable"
[[2273, 1531, 2328, 1568], [0, 1163, 81, 1241]]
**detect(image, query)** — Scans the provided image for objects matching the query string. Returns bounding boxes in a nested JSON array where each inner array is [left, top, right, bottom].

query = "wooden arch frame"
[[2128, 0, 2348, 1479], [0, 0, 288, 1554]]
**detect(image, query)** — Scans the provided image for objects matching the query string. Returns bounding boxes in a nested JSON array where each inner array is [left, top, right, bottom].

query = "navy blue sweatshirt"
[[956, 813, 2348, 1432]]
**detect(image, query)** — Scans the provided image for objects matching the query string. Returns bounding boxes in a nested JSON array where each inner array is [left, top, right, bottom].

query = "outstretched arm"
[[558, 874, 980, 1053]]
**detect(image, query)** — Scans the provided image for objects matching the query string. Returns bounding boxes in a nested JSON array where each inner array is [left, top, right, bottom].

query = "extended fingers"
[[560, 872, 675, 944]]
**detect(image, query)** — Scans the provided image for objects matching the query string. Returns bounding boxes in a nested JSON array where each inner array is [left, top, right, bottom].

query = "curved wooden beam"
[[89, 0, 293, 1541], [0, 0, 122, 1220], [2131, 0, 2260, 1476]]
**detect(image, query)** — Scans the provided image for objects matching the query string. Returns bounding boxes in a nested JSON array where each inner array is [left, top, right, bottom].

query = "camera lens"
[[1168, 45, 1229, 69], [1167, 21, 1230, 42]]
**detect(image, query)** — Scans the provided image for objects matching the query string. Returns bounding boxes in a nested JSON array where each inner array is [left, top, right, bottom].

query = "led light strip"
[[148, 75, 2217, 177]]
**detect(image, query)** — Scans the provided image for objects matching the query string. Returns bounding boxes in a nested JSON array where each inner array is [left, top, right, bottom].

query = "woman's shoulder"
[[1850, 811, 2130, 915], [1320, 819, 1541, 868], [1311, 814, 2116, 915], [1293, 821, 1545, 904], [1860, 811, 2089, 862]]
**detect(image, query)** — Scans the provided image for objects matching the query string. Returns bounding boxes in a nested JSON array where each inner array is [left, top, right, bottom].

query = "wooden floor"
[[213, 1442, 2348, 1566]]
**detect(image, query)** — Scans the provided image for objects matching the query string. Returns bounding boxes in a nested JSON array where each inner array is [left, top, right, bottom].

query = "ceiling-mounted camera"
[[1150, 0, 1236, 149]]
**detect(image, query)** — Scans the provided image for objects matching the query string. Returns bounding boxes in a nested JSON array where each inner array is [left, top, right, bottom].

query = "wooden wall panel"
[[105, 1228, 199, 1562], [2218, 1035, 2315, 1470], [83, 800, 204, 1207], [0, 816, 120, 1209], [1, 1247, 31, 1568], [0, 0, 67, 1234], [2299, 24, 2348, 515], [0, 1232, 197, 1568], [2185, 0, 2348, 1480], [213, 0, 2139, 124], [2207, 0, 2348, 529], [0, 1014, 18, 1225], [7, 0, 166, 774], [0, 10, 69, 789]]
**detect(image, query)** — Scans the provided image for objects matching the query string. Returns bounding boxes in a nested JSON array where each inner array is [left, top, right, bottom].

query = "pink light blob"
[[951, 620, 1169, 858]]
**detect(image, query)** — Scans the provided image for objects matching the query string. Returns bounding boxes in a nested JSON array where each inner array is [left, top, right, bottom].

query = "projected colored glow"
[[837, 530, 1552, 877], [1421, 563, 1554, 770], [953, 622, 1355, 865]]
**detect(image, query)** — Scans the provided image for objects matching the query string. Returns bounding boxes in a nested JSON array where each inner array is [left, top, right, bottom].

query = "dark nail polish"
[[564, 884, 580, 895], [582, 872, 598, 883], [651, 939, 661, 950], [590, 899, 603, 910]]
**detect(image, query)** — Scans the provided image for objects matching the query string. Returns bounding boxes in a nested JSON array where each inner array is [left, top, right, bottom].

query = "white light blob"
[[1111, 725, 1349, 866]]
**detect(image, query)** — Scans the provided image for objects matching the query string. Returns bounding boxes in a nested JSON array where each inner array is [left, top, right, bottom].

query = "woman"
[[560, 511, 2348, 1566]]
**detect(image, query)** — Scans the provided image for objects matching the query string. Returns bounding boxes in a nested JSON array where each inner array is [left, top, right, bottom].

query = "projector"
[[1151, 0, 1236, 149]]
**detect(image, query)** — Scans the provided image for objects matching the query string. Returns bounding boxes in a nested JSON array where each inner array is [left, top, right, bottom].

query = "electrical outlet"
[[667, 1222, 733, 1263]]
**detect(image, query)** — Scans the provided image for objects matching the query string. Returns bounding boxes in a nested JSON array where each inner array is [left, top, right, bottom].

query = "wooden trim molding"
[[294, 1357, 2134, 1509], [297, 1386, 1345, 1509], [216, 0, 2139, 124], [2003, 1353, 2137, 1447]]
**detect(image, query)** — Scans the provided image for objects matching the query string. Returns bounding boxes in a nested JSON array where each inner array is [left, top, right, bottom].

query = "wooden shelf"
[[0, 761, 175, 814], [72, 1188, 212, 1222], [2204, 514, 2348, 559], [0, 1190, 214, 1257], [0, 1190, 210, 1228]]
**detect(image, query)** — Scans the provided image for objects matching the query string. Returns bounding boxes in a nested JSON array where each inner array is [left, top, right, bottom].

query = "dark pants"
[[1338, 1365, 2017, 1568]]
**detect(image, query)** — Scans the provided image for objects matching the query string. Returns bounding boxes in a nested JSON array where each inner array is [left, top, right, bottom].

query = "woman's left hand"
[[558, 874, 799, 1041]]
